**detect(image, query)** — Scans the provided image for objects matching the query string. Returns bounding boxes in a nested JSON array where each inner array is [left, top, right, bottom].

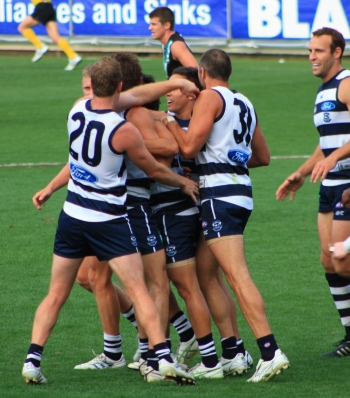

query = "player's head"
[[312, 27, 345, 58], [112, 52, 142, 92], [82, 64, 93, 97], [90, 57, 123, 98], [149, 7, 174, 40], [141, 73, 160, 111], [199, 49, 232, 86], [309, 27, 344, 80], [167, 67, 201, 117], [149, 7, 174, 29]]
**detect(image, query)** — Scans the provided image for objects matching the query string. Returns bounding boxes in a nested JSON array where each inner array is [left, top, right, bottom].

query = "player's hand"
[[332, 241, 350, 260], [276, 172, 305, 201], [342, 188, 350, 208], [32, 187, 53, 210], [310, 156, 337, 182], [178, 79, 200, 98], [180, 178, 199, 203]]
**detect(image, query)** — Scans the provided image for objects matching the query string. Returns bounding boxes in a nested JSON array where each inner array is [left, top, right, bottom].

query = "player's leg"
[[108, 252, 195, 384], [45, 21, 82, 70], [318, 183, 350, 356], [216, 268, 253, 368], [74, 256, 126, 370], [22, 255, 83, 384], [18, 15, 48, 62], [196, 234, 248, 376], [168, 262, 223, 378]]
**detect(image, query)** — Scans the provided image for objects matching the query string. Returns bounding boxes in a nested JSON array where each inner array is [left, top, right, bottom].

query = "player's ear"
[[164, 21, 171, 30]]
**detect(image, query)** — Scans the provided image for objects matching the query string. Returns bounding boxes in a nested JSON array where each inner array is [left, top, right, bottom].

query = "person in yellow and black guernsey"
[[18, 0, 82, 71]]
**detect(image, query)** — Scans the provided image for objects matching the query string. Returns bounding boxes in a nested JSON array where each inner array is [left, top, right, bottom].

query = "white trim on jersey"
[[314, 112, 350, 128], [315, 88, 337, 104], [336, 70, 350, 80], [322, 179, 350, 187]]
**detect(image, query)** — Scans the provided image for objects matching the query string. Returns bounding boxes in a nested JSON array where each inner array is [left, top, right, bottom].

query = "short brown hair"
[[312, 27, 345, 58], [112, 52, 142, 91], [82, 64, 94, 79], [199, 49, 232, 81], [90, 57, 123, 97], [149, 7, 174, 30]]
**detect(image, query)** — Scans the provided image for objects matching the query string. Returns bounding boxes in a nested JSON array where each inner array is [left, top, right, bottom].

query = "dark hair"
[[112, 52, 142, 91], [90, 57, 122, 97], [199, 49, 232, 81], [312, 27, 346, 58], [141, 73, 160, 111], [149, 7, 174, 30], [172, 66, 203, 91]]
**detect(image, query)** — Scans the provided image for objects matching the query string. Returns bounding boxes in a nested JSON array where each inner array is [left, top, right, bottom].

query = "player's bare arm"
[[127, 107, 178, 163], [170, 41, 198, 68], [115, 78, 199, 112], [112, 122, 199, 202], [32, 164, 70, 210], [247, 122, 270, 168], [164, 89, 221, 158], [311, 78, 350, 182], [276, 144, 324, 201]]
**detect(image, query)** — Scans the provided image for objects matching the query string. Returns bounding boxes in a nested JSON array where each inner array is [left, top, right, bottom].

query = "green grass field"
[[1, 54, 350, 397]]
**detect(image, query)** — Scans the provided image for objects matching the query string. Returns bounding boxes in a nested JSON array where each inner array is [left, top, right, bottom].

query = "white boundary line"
[[0, 156, 310, 168]]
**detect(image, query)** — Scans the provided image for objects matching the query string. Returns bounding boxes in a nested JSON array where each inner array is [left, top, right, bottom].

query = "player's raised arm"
[[116, 78, 199, 112]]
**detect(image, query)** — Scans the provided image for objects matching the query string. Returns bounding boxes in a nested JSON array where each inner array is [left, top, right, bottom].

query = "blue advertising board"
[[0, 0, 228, 37], [231, 0, 350, 39]]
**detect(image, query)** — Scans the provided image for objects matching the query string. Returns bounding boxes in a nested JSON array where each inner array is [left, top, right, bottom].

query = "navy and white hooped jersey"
[[151, 116, 199, 215], [63, 99, 128, 222], [196, 86, 257, 210], [119, 109, 152, 207], [314, 69, 350, 186]]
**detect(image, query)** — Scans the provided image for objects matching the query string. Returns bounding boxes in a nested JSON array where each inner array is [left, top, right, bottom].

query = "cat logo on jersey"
[[70, 163, 98, 183], [147, 235, 158, 247], [228, 150, 249, 164], [323, 113, 331, 123], [212, 220, 222, 232], [130, 235, 138, 247], [202, 221, 208, 228], [166, 245, 177, 257], [335, 202, 344, 209]]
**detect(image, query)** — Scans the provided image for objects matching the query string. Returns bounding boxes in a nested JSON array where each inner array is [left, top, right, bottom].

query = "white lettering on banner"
[[57, 3, 71, 23], [72, 3, 85, 24], [13, 2, 26, 22], [6, 0, 12, 22], [311, 0, 350, 38], [248, 0, 282, 38], [93, 0, 136, 24], [282, 0, 309, 38], [247, 0, 350, 39], [144, 0, 211, 25]]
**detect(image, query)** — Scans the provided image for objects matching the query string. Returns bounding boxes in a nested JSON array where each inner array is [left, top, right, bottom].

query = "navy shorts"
[[156, 212, 200, 265], [31, 3, 56, 24], [201, 199, 251, 240], [319, 183, 350, 220], [54, 210, 138, 261], [128, 205, 163, 255]]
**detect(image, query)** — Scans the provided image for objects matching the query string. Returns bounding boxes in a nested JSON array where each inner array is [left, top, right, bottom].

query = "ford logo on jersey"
[[70, 163, 98, 183], [228, 150, 249, 164], [321, 102, 335, 111]]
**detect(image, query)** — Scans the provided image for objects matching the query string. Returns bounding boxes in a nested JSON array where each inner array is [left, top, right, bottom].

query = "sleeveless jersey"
[[163, 32, 192, 79], [150, 116, 199, 215], [119, 109, 152, 207], [63, 99, 128, 222], [196, 87, 257, 210], [314, 69, 350, 186]]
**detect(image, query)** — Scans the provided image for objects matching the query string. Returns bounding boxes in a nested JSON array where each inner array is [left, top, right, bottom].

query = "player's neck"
[[205, 78, 229, 89], [90, 97, 113, 110], [160, 30, 175, 45], [174, 105, 193, 120], [321, 63, 343, 83]]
